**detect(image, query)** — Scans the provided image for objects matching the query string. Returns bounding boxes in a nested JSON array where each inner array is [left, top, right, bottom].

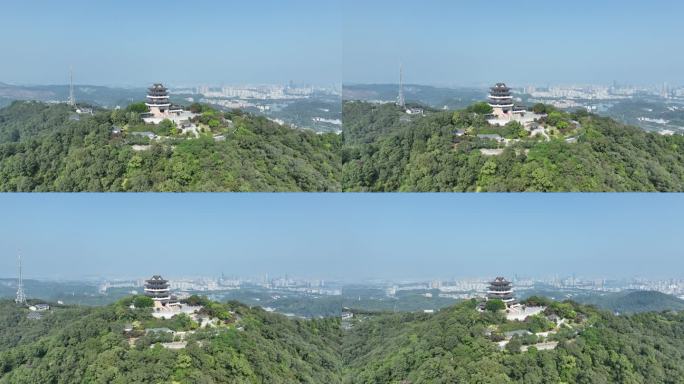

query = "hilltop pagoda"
[[487, 276, 518, 308], [144, 275, 171, 307], [488, 83, 514, 117], [145, 83, 171, 118], [141, 83, 196, 133]]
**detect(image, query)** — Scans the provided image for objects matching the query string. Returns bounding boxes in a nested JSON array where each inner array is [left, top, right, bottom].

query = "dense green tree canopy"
[[0, 101, 342, 192], [1, 100, 682, 191], [467, 101, 494, 115], [132, 295, 154, 308], [2, 297, 684, 383], [0, 299, 342, 383], [485, 298, 506, 312], [342, 300, 684, 383], [342, 101, 684, 191]]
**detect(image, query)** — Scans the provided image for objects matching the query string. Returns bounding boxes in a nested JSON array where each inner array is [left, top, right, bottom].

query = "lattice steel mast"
[[68, 67, 75, 106], [397, 64, 405, 108], [15, 251, 26, 305]]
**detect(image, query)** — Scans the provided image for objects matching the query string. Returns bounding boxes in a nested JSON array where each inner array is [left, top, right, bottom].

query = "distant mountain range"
[[3, 275, 684, 316], [0, 82, 343, 132], [343, 84, 684, 134], [575, 290, 684, 314], [0, 82, 145, 108], [343, 83, 487, 110]]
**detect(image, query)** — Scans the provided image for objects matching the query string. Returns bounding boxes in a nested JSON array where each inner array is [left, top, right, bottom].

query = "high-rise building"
[[661, 82, 670, 99]]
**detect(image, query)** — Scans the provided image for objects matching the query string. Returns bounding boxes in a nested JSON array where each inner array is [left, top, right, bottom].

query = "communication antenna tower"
[[15, 251, 27, 305], [68, 67, 75, 106], [397, 64, 406, 108]]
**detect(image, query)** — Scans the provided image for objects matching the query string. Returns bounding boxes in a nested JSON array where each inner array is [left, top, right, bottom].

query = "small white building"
[[29, 304, 50, 312]]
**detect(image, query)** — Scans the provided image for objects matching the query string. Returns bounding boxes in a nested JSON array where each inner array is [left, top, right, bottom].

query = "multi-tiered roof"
[[144, 275, 171, 304], [145, 83, 171, 108], [488, 83, 514, 108], [487, 276, 517, 307]]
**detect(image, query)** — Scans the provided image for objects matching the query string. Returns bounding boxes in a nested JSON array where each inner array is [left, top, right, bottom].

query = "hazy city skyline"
[[1, 194, 682, 280]]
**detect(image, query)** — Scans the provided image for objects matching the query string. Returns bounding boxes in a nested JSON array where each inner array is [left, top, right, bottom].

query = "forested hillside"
[[0, 299, 342, 383], [343, 300, 684, 383], [0, 101, 341, 191], [3, 297, 684, 383], [576, 290, 684, 314], [341, 101, 684, 191], [2, 100, 683, 192]]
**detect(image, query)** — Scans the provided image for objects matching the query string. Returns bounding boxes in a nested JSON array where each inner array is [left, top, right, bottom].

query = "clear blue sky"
[[343, 0, 684, 86], [0, 194, 681, 281], [0, 0, 341, 86]]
